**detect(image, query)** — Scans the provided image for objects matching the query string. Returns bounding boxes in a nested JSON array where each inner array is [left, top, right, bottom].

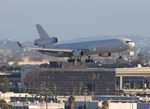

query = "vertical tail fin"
[[34, 24, 58, 47], [36, 24, 50, 39]]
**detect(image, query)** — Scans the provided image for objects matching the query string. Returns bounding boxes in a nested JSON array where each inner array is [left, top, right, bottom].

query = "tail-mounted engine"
[[34, 37, 58, 47], [51, 37, 58, 44]]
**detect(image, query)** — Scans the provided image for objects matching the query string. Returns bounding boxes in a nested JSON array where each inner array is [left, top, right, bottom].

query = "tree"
[[40, 88, 53, 109], [68, 95, 75, 109], [101, 101, 109, 109], [0, 99, 13, 109], [0, 77, 10, 92], [91, 73, 96, 98], [67, 87, 76, 109], [78, 81, 83, 95], [24, 70, 39, 93]]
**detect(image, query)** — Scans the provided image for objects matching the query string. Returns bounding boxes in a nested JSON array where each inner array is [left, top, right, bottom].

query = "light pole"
[[54, 84, 57, 97], [84, 86, 88, 109], [54, 84, 57, 103], [13, 96, 16, 109]]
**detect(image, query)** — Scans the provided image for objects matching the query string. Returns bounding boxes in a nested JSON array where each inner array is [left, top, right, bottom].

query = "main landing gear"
[[119, 56, 122, 59], [67, 56, 94, 63]]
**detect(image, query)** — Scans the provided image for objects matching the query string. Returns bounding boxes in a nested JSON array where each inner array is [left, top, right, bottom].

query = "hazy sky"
[[0, 0, 150, 42]]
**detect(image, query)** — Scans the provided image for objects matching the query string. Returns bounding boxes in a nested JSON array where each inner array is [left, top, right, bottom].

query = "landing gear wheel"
[[67, 59, 76, 62], [88, 55, 91, 59], [85, 59, 94, 63], [119, 56, 122, 59], [77, 59, 81, 62]]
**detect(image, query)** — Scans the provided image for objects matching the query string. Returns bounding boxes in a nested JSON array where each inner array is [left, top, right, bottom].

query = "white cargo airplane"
[[18, 24, 135, 61]]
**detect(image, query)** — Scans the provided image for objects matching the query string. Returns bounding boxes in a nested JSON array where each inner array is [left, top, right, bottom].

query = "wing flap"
[[27, 47, 73, 53]]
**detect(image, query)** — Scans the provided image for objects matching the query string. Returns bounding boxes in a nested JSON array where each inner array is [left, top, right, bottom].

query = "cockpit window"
[[126, 41, 132, 43]]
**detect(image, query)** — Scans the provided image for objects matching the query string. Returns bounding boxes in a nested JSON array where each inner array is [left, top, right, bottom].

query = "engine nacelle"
[[34, 37, 58, 47], [73, 51, 84, 57], [51, 37, 58, 44], [99, 53, 111, 57]]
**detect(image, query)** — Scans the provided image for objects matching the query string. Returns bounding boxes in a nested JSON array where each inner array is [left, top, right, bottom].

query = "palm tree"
[[24, 72, 33, 93], [0, 99, 13, 109], [0, 77, 10, 92], [67, 87, 76, 109], [68, 95, 75, 109], [91, 73, 96, 98], [101, 101, 109, 109], [40, 88, 53, 109], [78, 81, 83, 95], [24, 70, 39, 93]]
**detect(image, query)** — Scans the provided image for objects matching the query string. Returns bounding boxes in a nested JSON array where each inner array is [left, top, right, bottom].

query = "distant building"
[[8, 102, 64, 109], [116, 67, 150, 89], [21, 66, 116, 95]]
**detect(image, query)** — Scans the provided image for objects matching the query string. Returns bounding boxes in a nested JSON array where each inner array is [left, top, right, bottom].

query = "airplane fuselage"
[[39, 38, 135, 57], [33, 24, 135, 58]]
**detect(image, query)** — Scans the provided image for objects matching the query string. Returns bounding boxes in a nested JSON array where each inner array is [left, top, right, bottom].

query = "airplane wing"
[[27, 47, 73, 53], [17, 41, 73, 53]]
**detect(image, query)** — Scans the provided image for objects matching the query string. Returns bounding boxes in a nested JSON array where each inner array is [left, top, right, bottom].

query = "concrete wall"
[[98, 102, 137, 109], [65, 101, 98, 109], [109, 103, 137, 109], [0, 92, 30, 103], [28, 103, 64, 109], [137, 103, 150, 109]]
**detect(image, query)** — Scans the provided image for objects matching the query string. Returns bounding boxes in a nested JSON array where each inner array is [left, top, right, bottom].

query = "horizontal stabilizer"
[[17, 42, 23, 48]]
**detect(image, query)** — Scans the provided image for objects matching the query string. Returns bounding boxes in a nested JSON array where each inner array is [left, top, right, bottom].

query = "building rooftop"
[[116, 67, 150, 76]]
